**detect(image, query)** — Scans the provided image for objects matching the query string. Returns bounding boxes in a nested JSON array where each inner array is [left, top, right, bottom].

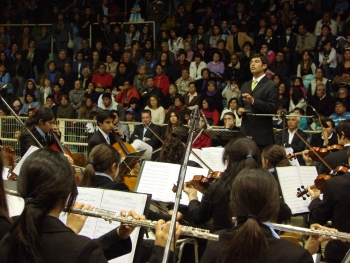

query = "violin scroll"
[[296, 185, 310, 200]]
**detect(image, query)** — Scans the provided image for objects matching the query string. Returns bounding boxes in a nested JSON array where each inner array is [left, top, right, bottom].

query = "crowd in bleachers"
[[1, 0, 350, 136]]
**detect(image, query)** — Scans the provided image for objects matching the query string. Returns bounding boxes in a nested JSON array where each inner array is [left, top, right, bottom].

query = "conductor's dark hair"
[[96, 110, 115, 126], [8, 148, 78, 263], [250, 53, 269, 67], [81, 144, 122, 187], [218, 167, 279, 263]]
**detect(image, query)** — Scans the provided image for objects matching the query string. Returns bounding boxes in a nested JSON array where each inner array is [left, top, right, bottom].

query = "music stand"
[[203, 129, 245, 141], [119, 150, 146, 175]]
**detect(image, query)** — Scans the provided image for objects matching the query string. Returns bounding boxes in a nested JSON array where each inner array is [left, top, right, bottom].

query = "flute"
[[70, 207, 219, 241], [272, 223, 350, 241]]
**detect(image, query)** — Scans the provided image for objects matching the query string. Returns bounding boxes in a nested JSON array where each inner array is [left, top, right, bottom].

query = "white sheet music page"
[[276, 166, 317, 214], [200, 147, 226, 172], [12, 145, 39, 175], [137, 161, 207, 205]]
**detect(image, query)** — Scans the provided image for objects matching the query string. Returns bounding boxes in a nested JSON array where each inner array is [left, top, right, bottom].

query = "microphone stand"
[[280, 109, 288, 146], [161, 106, 199, 263]]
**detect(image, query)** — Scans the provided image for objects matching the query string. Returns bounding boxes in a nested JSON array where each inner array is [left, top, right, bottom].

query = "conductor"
[[237, 53, 278, 150]]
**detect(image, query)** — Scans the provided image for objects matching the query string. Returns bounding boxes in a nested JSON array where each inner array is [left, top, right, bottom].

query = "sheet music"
[[2, 167, 9, 180], [12, 145, 39, 175], [276, 166, 318, 214], [6, 194, 24, 217], [189, 147, 226, 172], [137, 161, 207, 205], [60, 187, 148, 263]]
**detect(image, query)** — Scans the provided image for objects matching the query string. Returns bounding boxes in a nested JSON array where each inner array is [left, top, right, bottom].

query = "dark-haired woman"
[[184, 138, 260, 231], [162, 110, 183, 140], [56, 95, 75, 119], [18, 93, 41, 116], [200, 97, 220, 126], [201, 167, 313, 263], [0, 148, 179, 263]]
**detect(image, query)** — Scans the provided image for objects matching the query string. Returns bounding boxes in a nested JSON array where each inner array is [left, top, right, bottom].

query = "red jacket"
[[115, 87, 140, 106], [153, 74, 170, 95], [92, 73, 113, 88], [192, 134, 212, 149]]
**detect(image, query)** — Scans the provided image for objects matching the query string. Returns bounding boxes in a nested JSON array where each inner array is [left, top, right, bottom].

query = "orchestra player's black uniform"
[[309, 172, 350, 263], [20, 127, 55, 156]]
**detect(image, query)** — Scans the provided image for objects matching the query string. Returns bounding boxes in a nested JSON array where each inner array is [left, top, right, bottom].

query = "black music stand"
[[119, 150, 146, 175], [203, 129, 245, 141]]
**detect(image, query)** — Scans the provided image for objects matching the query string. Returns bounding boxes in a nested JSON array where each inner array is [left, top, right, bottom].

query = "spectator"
[[329, 101, 350, 126], [38, 78, 53, 106], [226, 23, 254, 55], [308, 67, 331, 98], [125, 40, 142, 65], [184, 82, 201, 110], [165, 94, 188, 123], [260, 42, 275, 65], [78, 97, 98, 119], [79, 6, 96, 41], [144, 95, 165, 125], [83, 82, 100, 105], [61, 63, 77, 94], [133, 64, 150, 93], [43, 61, 61, 87], [92, 63, 113, 91], [200, 97, 220, 126], [125, 24, 140, 49], [207, 51, 225, 84], [278, 25, 297, 65], [140, 77, 163, 107], [56, 94, 75, 119], [295, 23, 317, 62], [168, 27, 184, 60], [120, 52, 137, 77], [52, 83, 62, 105], [51, 12, 71, 52], [108, 24, 126, 49], [172, 51, 190, 81], [88, 51, 103, 74], [137, 49, 157, 76], [297, 50, 316, 79], [201, 80, 224, 113], [19, 93, 41, 116], [308, 83, 336, 117], [115, 80, 140, 108], [277, 82, 289, 110], [72, 52, 88, 79], [98, 92, 126, 120], [316, 40, 337, 79], [336, 87, 350, 110], [153, 64, 170, 95], [183, 41, 194, 62], [289, 78, 308, 112], [158, 42, 176, 65], [105, 54, 118, 77], [162, 84, 179, 110], [113, 62, 132, 92], [315, 25, 337, 53], [16, 26, 34, 51], [156, 52, 173, 81], [334, 49, 350, 90], [78, 38, 93, 62], [176, 69, 195, 96], [70, 13, 82, 59], [315, 11, 338, 36], [79, 68, 92, 90], [55, 50, 73, 73], [189, 52, 207, 80], [146, 0, 164, 35], [11, 52, 28, 98], [192, 25, 209, 49], [23, 78, 39, 100], [69, 80, 85, 113], [175, 4, 192, 31], [221, 79, 241, 103], [269, 51, 290, 79], [0, 63, 11, 98]]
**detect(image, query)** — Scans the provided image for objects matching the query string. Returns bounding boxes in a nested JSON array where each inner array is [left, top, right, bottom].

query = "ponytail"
[[81, 163, 97, 187]]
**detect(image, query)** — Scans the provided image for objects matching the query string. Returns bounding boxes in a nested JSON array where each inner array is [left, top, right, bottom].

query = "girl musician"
[[0, 148, 181, 263], [201, 167, 314, 263], [184, 137, 260, 231]]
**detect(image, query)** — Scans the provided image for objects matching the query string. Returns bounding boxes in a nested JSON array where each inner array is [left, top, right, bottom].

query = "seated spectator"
[[161, 109, 184, 140], [172, 51, 190, 81], [315, 25, 337, 53], [226, 23, 253, 55], [207, 51, 225, 84], [144, 95, 165, 125], [72, 52, 88, 79], [289, 78, 308, 112], [260, 42, 275, 65], [158, 42, 176, 65], [38, 78, 53, 106], [310, 118, 338, 147], [315, 40, 337, 79], [88, 51, 103, 74], [268, 14, 283, 38], [277, 82, 289, 110], [295, 23, 317, 65], [329, 101, 350, 126], [56, 95, 75, 119], [162, 84, 179, 110], [112, 62, 133, 92], [92, 63, 113, 91], [257, 28, 278, 54], [125, 24, 141, 50], [174, 4, 191, 32], [19, 93, 41, 116], [190, 53, 207, 81], [308, 83, 336, 117], [315, 11, 338, 37], [183, 41, 194, 62], [137, 49, 157, 76], [128, 97, 142, 122], [51, 12, 70, 52], [115, 80, 140, 108], [184, 82, 201, 110], [200, 97, 220, 126], [23, 40, 41, 82], [79, 67, 92, 90], [140, 77, 163, 107], [278, 25, 296, 65], [201, 80, 224, 113], [69, 80, 85, 113], [78, 38, 93, 62], [23, 79, 39, 100], [220, 97, 242, 128], [121, 52, 137, 77], [153, 64, 170, 95], [308, 67, 331, 98], [132, 64, 150, 94], [43, 95, 58, 118], [297, 50, 316, 79], [195, 40, 211, 63], [215, 39, 231, 66], [11, 51, 28, 98], [336, 87, 350, 110], [0, 63, 11, 98], [156, 51, 173, 81], [291, 107, 309, 131], [61, 63, 77, 94], [52, 83, 62, 105], [165, 94, 188, 123], [192, 116, 212, 149], [222, 79, 241, 103], [105, 54, 118, 77], [78, 97, 98, 119], [223, 112, 239, 130], [176, 69, 195, 96], [98, 92, 126, 120], [108, 24, 126, 51], [168, 27, 184, 60], [278, 2, 295, 28], [195, 68, 212, 94], [334, 49, 350, 90], [209, 25, 226, 49], [83, 82, 100, 105], [269, 51, 290, 79], [55, 50, 72, 73]]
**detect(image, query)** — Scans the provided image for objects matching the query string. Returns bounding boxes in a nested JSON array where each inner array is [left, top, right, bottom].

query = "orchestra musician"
[[309, 118, 337, 147], [87, 110, 117, 154], [201, 167, 314, 263], [0, 148, 181, 263], [237, 53, 279, 151]]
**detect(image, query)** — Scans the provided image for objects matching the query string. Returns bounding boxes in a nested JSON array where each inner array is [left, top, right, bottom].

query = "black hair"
[[96, 110, 115, 126]]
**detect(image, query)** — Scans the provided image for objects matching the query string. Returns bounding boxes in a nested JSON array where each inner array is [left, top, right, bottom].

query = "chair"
[[176, 238, 199, 263]]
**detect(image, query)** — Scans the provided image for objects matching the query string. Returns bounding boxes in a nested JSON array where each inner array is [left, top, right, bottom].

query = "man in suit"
[[129, 109, 161, 160], [88, 110, 117, 154], [237, 53, 279, 150], [111, 110, 130, 142], [275, 113, 307, 165]]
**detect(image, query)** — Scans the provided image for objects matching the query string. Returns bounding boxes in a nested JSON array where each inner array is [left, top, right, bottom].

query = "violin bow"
[[143, 122, 214, 173]]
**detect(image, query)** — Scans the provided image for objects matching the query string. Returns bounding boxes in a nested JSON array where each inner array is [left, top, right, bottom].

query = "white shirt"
[[288, 129, 296, 144], [99, 127, 110, 144]]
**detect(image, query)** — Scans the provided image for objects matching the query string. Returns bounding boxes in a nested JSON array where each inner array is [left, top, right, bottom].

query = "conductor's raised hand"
[[242, 93, 254, 104], [66, 202, 92, 234], [155, 220, 182, 252], [117, 210, 146, 239]]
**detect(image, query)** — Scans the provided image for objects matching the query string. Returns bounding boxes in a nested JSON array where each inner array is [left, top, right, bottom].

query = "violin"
[[172, 171, 224, 194], [1, 145, 16, 180], [296, 165, 349, 199]]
